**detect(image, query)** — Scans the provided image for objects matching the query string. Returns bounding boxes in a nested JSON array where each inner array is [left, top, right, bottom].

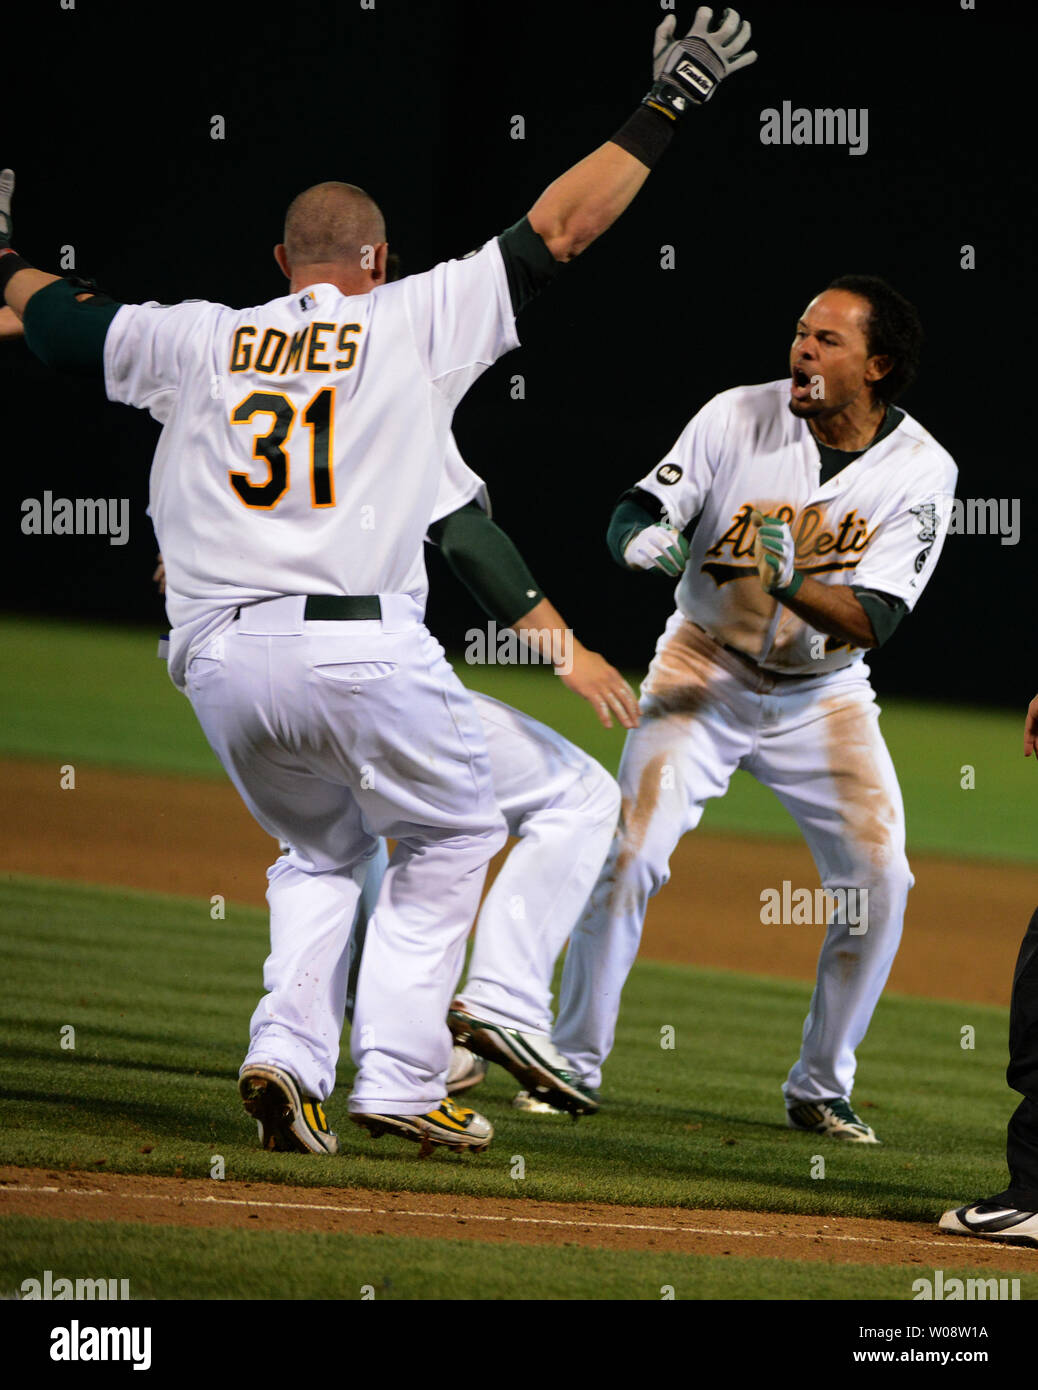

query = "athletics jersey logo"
[[701, 502, 873, 586], [656, 463, 682, 485]]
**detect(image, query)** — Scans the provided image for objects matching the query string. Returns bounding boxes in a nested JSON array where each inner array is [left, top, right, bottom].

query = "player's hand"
[[623, 522, 690, 577], [0, 168, 13, 249], [559, 646, 640, 730], [648, 8, 757, 114], [750, 510, 796, 592], [153, 555, 166, 595], [1025, 692, 1038, 760]]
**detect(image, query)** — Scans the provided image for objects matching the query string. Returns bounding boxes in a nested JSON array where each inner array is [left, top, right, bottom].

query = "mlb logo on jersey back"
[[299, 292, 316, 312]]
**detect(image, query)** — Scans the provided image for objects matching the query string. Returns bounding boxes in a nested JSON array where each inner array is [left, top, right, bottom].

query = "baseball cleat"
[[512, 1090, 573, 1116], [446, 1044, 489, 1096], [939, 1202, 1038, 1248], [448, 1005, 599, 1116], [786, 1097, 880, 1144], [238, 1063, 339, 1155], [350, 1097, 493, 1154]]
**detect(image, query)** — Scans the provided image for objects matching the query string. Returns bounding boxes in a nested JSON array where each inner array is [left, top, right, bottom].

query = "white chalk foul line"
[[0, 1183, 980, 1252]]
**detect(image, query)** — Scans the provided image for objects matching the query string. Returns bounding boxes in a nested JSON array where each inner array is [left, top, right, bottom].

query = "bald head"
[[281, 181, 386, 272]]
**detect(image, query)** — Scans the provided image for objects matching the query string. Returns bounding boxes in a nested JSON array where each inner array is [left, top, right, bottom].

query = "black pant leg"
[[991, 907, 1038, 1209]]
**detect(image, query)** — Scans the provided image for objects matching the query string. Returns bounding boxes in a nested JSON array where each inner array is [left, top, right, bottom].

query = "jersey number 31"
[[229, 387, 335, 510]]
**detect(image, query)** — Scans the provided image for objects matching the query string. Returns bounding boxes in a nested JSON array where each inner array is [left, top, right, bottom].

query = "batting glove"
[[0, 169, 13, 249], [623, 522, 691, 578], [646, 8, 758, 116], [755, 514, 798, 592]]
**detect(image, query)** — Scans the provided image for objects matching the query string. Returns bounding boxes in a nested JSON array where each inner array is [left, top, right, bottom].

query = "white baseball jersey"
[[633, 380, 958, 674], [428, 434, 490, 527], [104, 241, 518, 687]]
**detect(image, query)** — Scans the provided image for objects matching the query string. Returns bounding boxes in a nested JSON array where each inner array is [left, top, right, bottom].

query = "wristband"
[[773, 570, 805, 601], [609, 104, 676, 170], [0, 248, 30, 293]]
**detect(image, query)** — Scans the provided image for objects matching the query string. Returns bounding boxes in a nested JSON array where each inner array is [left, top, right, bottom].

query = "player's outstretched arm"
[[0, 168, 121, 379], [428, 501, 638, 729], [529, 9, 757, 261]]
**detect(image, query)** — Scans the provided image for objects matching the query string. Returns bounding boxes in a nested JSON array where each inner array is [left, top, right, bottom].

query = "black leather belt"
[[234, 596, 382, 621], [304, 595, 381, 620]]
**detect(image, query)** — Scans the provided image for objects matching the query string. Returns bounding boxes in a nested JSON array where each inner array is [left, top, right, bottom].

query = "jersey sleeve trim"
[[497, 217, 562, 314], [23, 278, 122, 375], [851, 587, 908, 646], [428, 501, 544, 626]]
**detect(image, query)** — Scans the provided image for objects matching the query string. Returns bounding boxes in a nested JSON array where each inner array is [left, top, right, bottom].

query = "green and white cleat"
[[448, 1005, 599, 1116], [786, 1097, 880, 1144]]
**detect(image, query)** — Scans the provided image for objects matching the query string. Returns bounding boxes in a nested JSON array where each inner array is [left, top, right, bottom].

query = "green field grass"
[[0, 614, 1033, 862], [4, 1215, 1030, 1301], [0, 875, 1018, 1221]]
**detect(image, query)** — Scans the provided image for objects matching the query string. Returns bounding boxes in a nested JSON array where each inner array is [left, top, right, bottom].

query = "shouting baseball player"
[[552, 276, 958, 1143], [0, 10, 758, 1155]]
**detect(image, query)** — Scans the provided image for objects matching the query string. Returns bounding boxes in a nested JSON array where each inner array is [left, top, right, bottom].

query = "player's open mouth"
[[791, 365, 814, 400]]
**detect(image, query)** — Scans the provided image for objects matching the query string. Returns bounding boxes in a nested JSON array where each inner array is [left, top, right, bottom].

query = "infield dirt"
[[3, 1166, 1037, 1273]]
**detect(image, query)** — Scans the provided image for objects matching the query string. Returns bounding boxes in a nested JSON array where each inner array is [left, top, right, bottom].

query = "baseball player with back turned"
[[551, 275, 958, 1143], [155, 428, 635, 1117], [0, 9, 757, 1155]]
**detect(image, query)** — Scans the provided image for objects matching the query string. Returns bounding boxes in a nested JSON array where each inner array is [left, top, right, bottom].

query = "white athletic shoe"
[[939, 1202, 1038, 1248], [446, 1045, 489, 1095], [786, 1097, 880, 1143]]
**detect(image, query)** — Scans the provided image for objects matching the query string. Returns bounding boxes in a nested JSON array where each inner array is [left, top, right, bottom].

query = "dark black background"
[[3, 0, 1032, 705]]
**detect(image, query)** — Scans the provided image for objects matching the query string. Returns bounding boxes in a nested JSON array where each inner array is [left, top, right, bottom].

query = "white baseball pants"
[[350, 691, 621, 1038], [554, 612, 913, 1102], [184, 594, 506, 1114]]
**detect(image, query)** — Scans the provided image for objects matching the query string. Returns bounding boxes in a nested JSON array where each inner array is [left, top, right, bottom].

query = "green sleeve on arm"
[[607, 491, 658, 568], [496, 217, 562, 314], [23, 278, 121, 375], [852, 587, 909, 647], [428, 501, 544, 627]]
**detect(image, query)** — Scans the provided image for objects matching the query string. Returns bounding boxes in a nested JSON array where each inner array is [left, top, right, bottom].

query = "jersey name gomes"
[[102, 240, 518, 688]]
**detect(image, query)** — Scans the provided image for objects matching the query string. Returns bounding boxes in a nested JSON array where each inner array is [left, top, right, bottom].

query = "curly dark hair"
[[827, 274, 923, 403]]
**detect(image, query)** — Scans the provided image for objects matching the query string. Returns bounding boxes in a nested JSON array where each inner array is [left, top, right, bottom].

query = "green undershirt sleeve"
[[427, 501, 544, 627], [23, 278, 122, 375], [607, 491, 657, 568], [852, 587, 908, 647], [496, 217, 562, 314]]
